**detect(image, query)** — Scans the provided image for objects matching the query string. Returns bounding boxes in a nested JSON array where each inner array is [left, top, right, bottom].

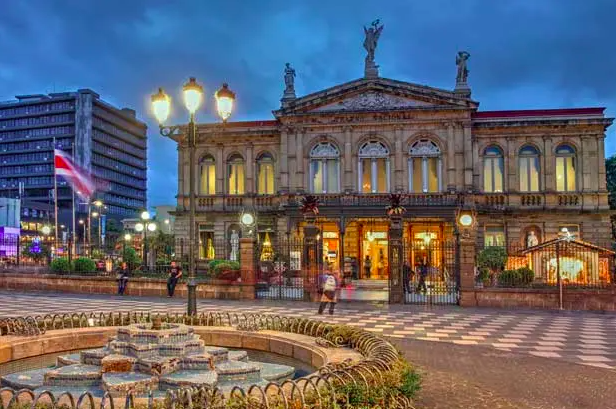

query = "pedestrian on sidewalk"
[[116, 262, 130, 295], [167, 261, 182, 297], [416, 259, 428, 294], [403, 260, 412, 294], [318, 268, 338, 315]]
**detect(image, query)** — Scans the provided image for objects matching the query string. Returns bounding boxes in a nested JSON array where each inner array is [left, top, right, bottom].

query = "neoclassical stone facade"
[[172, 75, 612, 275]]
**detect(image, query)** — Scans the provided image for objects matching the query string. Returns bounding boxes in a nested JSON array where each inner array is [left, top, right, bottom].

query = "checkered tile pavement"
[[1, 291, 614, 371]]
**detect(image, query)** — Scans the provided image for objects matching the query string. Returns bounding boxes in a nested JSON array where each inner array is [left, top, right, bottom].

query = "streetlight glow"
[[151, 88, 171, 124], [135, 223, 144, 232], [215, 83, 235, 122], [41, 225, 51, 235], [182, 77, 204, 114], [141, 211, 151, 221], [124, 233, 132, 241], [147, 223, 157, 232], [164, 219, 170, 225], [79, 219, 84, 225], [91, 212, 99, 218], [93, 200, 103, 207]]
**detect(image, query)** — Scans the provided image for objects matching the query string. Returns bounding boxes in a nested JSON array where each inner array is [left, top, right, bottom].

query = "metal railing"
[[0, 312, 414, 409]]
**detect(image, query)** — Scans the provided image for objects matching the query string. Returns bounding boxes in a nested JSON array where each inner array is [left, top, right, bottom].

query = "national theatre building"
[[173, 23, 613, 304]]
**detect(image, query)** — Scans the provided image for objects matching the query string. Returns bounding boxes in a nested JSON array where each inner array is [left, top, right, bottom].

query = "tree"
[[606, 155, 616, 209]]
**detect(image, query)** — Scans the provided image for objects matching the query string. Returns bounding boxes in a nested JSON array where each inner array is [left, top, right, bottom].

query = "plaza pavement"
[[1, 291, 615, 408], [1, 290, 614, 372]]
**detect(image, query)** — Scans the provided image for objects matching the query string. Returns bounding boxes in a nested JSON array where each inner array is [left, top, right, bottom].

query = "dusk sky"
[[2, 0, 615, 208]]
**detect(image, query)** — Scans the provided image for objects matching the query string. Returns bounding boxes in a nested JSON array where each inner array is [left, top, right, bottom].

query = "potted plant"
[[300, 195, 320, 224]]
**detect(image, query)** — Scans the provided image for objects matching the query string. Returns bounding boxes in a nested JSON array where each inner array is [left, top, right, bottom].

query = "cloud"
[[1, 0, 615, 206]]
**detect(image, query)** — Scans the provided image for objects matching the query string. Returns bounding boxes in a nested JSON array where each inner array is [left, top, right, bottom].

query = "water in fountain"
[[1, 323, 295, 397]]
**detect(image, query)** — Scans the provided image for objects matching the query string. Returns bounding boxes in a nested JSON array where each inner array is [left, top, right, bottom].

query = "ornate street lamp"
[[140, 211, 156, 271], [123, 233, 132, 265], [151, 78, 235, 316]]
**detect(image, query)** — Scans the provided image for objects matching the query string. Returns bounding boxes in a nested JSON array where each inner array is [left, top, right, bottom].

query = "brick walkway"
[[1, 291, 614, 372]]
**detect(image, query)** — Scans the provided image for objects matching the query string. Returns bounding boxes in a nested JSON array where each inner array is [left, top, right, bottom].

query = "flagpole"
[[71, 146, 76, 258], [53, 138, 59, 255]]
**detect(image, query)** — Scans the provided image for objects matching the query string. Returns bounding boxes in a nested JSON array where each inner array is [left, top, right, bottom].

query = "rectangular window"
[[484, 226, 505, 247], [228, 163, 245, 195], [311, 160, 323, 193], [326, 159, 338, 193], [411, 158, 422, 193], [376, 158, 387, 193], [258, 162, 274, 195], [427, 157, 438, 192], [361, 158, 371, 193]]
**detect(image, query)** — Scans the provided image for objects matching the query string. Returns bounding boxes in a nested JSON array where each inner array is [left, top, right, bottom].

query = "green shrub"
[[72, 257, 96, 273], [498, 269, 520, 286], [122, 247, 141, 270], [50, 258, 71, 273], [208, 259, 228, 270], [517, 267, 534, 285], [477, 246, 508, 273], [213, 261, 240, 276]]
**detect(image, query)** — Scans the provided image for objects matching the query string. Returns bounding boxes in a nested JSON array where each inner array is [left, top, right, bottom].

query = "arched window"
[[519, 145, 540, 192], [199, 155, 216, 195], [309, 142, 340, 193], [483, 146, 504, 193], [358, 141, 390, 193], [227, 154, 245, 195], [555, 144, 576, 192], [256, 152, 275, 195], [408, 139, 442, 193]]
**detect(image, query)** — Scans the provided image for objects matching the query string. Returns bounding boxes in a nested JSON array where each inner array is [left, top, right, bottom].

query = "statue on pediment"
[[456, 51, 470, 84], [363, 19, 383, 63], [363, 20, 383, 78], [284, 63, 295, 93]]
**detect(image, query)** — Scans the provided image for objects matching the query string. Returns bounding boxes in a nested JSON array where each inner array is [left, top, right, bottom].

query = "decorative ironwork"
[[300, 195, 320, 215], [0, 312, 412, 408]]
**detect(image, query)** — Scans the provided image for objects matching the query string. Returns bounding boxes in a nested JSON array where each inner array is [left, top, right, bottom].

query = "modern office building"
[[0, 89, 147, 226]]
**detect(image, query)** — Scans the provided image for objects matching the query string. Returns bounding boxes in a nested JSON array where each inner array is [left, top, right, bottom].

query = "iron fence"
[[403, 239, 459, 305], [476, 240, 615, 289], [254, 238, 310, 300]]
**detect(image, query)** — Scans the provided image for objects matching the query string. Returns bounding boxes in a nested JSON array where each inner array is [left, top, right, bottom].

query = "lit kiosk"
[[151, 79, 235, 315]]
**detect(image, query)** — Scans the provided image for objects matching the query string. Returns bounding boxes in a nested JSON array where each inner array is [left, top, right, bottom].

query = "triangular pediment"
[[274, 77, 478, 116]]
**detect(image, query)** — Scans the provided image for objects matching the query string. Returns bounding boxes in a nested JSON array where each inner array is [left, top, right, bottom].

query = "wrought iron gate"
[[254, 238, 309, 300], [403, 239, 459, 305]]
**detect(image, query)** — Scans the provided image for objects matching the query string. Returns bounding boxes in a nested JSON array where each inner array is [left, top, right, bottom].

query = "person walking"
[[363, 255, 372, 279], [416, 259, 428, 294], [116, 262, 130, 296], [402, 260, 412, 294], [318, 269, 338, 315], [167, 261, 182, 297]]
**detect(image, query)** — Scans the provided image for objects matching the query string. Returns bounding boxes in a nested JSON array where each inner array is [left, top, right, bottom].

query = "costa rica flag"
[[54, 149, 96, 199]]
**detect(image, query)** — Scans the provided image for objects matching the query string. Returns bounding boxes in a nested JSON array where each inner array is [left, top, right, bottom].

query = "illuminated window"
[[199, 155, 216, 195], [555, 144, 576, 192], [519, 145, 540, 192], [227, 154, 245, 195], [558, 224, 579, 238], [309, 142, 340, 193], [484, 225, 505, 247], [256, 153, 275, 195], [408, 139, 441, 193], [358, 141, 390, 193], [483, 146, 504, 193]]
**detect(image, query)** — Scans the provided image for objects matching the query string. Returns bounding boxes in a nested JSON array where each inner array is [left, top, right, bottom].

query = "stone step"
[[80, 348, 109, 365], [102, 372, 157, 397], [215, 361, 261, 383], [43, 364, 101, 387], [57, 353, 80, 366], [227, 350, 248, 362], [1, 368, 47, 389], [158, 370, 218, 390]]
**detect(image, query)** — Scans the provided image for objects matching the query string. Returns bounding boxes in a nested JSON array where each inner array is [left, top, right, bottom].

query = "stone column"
[[246, 143, 254, 194], [543, 136, 553, 191], [388, 216, 404, 304], [447, 123, 455, 191], [239, 237, 256, 300], [295, 130, 304, 192], [507, 137, 516, 192], [303, 219, 320, 301], [394, 127, 404, 192], [463, 125, 473, 190], [458, 223, 477, 307], [216, 144, 224, 194], [344, 127, 353, 192], [598, 135, 607, 191], [280, 127, 290, 192]]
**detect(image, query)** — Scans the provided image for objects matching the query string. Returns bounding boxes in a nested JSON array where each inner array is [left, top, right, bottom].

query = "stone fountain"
[[2, 322, 295, 396]]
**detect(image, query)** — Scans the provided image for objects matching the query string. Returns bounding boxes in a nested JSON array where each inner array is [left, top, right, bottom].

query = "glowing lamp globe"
[[141, 211, 151, 221], [147, 223, 157, 232], [124, 233, 131, 241], [41, 225, 51, 235], [182, 77, 204, 114], [459, 214, 473, 227], [135, 223, 144, 232], [151, 88, 171, 124], [215, 83, 235, 122]]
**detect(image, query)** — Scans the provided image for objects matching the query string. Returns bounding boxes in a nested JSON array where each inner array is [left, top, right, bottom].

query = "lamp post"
[[123, 233, 131, 266], [91, 211, 100, 254], [79, 219, 85, 256], [138, 211, 157, 272], [151, 78, 235, 315]]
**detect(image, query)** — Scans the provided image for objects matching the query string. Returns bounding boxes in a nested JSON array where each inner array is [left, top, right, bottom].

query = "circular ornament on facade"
[[241, 213, 255, 226], [459, 214, 473, 227]]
